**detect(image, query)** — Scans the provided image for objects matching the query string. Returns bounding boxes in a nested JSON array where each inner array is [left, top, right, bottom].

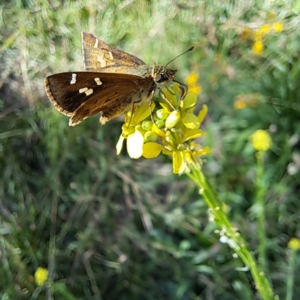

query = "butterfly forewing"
[[82, 32, 146, 73], [45, 72, 155, 126]]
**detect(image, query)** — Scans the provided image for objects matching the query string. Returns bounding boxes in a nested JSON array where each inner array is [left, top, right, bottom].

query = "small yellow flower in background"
[[34, 267, 48, 286], [253, 29, 263, 42], [288, 238, 300, 251], [185, 73, 202, 95], [239, 22, 283, 55], [233, 94, 259, 110], [185, 72, 198, 86], [250, 130, 272, 152], [273, 22, 283, 33], [234, 99, 246, 110], [267, 11, 276, 22], [252, 41, 264, 55], [260, 24, 271, 34]]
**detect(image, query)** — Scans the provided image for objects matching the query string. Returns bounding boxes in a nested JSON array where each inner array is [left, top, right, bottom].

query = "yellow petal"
[[198, 104, 208, 123], [152, 123, 166, 137], [116, 135, 125, 155], [173, 151, 186, 174], [180, 92, 197, 110], [133, 102, 155, 124], [182, 113, 200, 129], [127, 130, 144, 159], [195, 146, 211, 156], [183, 129, 204, 141], [143, 142, 164, 158], [159, 101, 172, 113]]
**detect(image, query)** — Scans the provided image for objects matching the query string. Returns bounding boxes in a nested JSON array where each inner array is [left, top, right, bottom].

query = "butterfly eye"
[[155, 74, 162, 82]]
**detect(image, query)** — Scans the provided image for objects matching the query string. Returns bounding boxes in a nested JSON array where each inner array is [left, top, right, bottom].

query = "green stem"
[[187, 168, 277, 300], [286, 249, 296, 300], [256, 151, 267, 274]]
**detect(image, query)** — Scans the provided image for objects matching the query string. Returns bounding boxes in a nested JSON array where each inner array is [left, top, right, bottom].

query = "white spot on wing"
[[70, 73, 77, 84], [94, 39, 99, 48], [94, 78, 102, 85], [79, 87, 88, 93], [97, 55, 106, 67], [107, 51, 114, 60], [85, 88, 93, 96]]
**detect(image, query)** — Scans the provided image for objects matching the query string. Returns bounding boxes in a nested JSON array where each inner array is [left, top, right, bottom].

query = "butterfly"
[[45, 32, 192, 126]]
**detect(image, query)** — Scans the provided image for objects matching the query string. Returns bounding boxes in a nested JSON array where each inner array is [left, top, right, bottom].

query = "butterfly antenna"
[[165, 46, 194, 67]]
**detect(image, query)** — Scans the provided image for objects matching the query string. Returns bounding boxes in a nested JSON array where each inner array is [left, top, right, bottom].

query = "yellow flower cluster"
[[116, 87, 210, 174], [240, 22, 284, 55], [34, 267, 48, 286], [249, 130, 272, 152], [233, 93, 260, 110]]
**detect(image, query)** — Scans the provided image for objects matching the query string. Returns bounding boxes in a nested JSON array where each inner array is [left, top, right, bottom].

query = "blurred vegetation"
[[1, 0, 300, 299]]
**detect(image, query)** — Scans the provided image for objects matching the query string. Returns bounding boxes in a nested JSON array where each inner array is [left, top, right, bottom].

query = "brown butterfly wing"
[[82, 32, 146, 73], [45, 72, 155, 126]]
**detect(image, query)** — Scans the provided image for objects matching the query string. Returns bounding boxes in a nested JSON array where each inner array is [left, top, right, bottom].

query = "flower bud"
[[141, 120, 153, 131], [144, 131, 158, 142], [155, 119, 165, 128], [156, 109, 169, 120], [165, 110, 181, 129]]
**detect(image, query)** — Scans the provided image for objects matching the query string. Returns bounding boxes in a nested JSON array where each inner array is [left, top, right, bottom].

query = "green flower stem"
[[286, 249, 296, 300], [256, 151, 267, 274], [187, 168, 277, 300]]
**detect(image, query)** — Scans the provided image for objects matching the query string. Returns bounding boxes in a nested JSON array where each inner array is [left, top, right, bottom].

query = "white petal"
[[127, 130, 144, 159]]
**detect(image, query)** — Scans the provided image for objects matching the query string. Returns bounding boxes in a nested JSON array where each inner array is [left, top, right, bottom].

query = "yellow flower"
[[252, 41, 264, 55], [273, 22, 283, 33], [116, 102, 154, 159], [288, 238, 300, 251], [185, 73, 202, 95], [250, 130, 272, 152], [116, 85, 210, 174], [234, 94, 259, 110], [185, 72, 199, 86], [253, 29, 263, 42], [234, 99, 246, 110], [267, 12, 276, 22], [260, 24, 271, 34], [34, 267, 48, 286]]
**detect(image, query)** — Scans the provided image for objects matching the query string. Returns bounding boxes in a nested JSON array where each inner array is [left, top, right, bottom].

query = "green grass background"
[[1, 1, 300, 299]]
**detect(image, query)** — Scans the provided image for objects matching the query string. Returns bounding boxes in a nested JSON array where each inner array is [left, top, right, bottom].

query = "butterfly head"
[[152, 65, 187, 99], [152, 65, 176, 86]]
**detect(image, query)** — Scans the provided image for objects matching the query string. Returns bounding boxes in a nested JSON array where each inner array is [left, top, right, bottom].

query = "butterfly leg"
[[127, 103, 136, 127], [172, 80, 188, 100], [159, 89, 177, 110], [147, 90, 155, 123]]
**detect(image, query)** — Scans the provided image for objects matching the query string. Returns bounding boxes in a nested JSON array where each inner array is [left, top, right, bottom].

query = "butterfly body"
[[45, 32, 181, 126]]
